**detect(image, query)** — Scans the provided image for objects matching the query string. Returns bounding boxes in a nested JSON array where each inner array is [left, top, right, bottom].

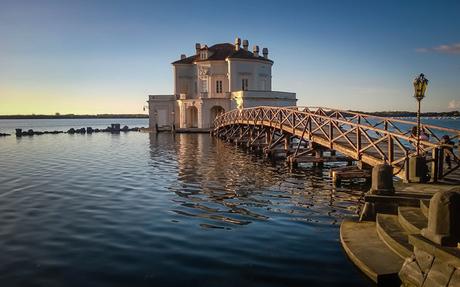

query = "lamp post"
[[413, 73, 428, 156]]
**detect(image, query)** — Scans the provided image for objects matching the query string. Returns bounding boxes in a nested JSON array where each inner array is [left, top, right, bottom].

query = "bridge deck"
[[214, 107, 460, 182]]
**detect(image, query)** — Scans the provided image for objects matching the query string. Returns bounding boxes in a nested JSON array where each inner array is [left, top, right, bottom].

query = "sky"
[[0, 0, 459, 115]]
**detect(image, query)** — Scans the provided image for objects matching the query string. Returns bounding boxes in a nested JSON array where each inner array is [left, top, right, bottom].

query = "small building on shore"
[[148, 37, 296, 130]]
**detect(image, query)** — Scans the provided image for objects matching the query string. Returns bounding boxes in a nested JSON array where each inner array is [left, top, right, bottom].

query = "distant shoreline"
[[349, 110, 460, 118], [0, 111, 459, 120], [0, 114, 149, 120]]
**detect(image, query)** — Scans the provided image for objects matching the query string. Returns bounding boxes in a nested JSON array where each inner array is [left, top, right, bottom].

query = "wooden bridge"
[[212, 106, 460, 183]]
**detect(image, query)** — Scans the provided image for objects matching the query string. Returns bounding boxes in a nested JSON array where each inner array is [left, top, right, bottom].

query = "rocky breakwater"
[[14, 125, 142, 137]]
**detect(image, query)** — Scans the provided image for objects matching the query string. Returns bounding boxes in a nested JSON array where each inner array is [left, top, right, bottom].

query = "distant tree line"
[[0, 114, 149, 119]]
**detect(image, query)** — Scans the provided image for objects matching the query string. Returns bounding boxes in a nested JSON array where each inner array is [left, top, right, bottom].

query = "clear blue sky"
[[1, 0, 459, 114]]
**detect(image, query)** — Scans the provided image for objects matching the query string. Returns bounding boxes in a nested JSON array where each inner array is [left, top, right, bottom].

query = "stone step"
[[376, 214, 413, 259], [420, 199, 430, 217], [340, 219, 403, 286], [398, 207, 428, 234]]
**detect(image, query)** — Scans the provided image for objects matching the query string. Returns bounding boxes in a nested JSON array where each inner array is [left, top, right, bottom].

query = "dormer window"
[[200, 50, 208, 60], [241, 78, 249, 91]]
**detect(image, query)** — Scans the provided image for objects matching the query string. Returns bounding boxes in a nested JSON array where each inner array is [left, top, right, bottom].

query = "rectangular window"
[[216, 80, 223, 93], [241, 78, 248, 91], [201, 79, 208, 93]]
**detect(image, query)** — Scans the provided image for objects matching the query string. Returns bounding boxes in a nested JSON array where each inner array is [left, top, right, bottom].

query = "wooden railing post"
[[279, 111, 282, 130], [329, 119, 333, 149], [292, 112, 296, 134], [388, 134, 394, 164], [431, 148, 439, 182], [356, 117, 361, 159], [438, 147, 444, 179]]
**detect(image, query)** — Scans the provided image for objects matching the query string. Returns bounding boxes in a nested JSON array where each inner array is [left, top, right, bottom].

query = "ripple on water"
[[0, 132, 370, 286]]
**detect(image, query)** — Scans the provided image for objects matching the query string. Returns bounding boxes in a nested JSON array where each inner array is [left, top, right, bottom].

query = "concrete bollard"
[[360, 164, 395, 221], [421, 191, 460, 246], [369, 164, 395, 195], [408, 155, 429, 183]]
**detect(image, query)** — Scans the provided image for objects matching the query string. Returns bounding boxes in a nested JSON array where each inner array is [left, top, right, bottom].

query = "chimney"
[[234, 37, 241, 51], [262, 48, 268, 59], [242, 39, 249, 51], [253, 45, 259, 57], [195, 43, 201, 55], [180, 54, 186, 60]]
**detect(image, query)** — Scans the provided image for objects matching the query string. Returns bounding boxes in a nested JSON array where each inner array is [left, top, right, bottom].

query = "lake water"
[[0, 118, 458, 287]]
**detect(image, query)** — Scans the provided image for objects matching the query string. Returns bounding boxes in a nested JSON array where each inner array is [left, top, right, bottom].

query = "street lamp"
[[413, 73, 428, 155]]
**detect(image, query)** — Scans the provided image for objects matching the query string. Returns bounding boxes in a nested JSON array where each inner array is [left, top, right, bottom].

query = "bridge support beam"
[[284, 134, 291, 154]]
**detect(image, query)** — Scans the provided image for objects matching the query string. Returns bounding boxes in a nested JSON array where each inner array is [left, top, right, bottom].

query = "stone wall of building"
[[230, 90, 297, 110], [148, 95, 176, 130], [228, 59, 272, 92]]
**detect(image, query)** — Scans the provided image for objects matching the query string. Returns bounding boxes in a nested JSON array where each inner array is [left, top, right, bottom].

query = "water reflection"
[[149, 133, 366, 229], [0, 131, 371, 286]]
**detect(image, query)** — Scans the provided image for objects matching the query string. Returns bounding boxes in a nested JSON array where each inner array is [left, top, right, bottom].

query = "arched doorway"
[[210, 106, 225, 127], [186, 106, 198, 128]]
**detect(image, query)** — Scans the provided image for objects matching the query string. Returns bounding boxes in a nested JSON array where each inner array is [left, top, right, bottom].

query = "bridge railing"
[[214, 106, 459, 180]]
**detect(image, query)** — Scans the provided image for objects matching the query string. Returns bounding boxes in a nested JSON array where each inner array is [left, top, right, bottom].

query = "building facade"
[[148, 38, 296, 130]]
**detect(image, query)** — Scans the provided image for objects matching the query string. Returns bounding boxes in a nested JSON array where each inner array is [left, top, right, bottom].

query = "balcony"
[[149, 94, 175, 101], [197, 92, 231, 99]]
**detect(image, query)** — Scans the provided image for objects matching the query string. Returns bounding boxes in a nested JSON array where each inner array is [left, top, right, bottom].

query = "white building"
[[148, 37, 296, 130]]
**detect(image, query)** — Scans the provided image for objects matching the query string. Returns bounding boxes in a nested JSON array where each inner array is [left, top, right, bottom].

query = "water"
[[0, 118, 457, 287]]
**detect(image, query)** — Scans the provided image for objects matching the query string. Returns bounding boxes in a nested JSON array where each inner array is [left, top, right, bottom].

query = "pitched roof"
[[227, 48, 272, 62], [172, 43, 273, 64]]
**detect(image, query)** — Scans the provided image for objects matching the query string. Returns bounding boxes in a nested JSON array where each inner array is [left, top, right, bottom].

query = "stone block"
[[370, 164, 394, 195], [448, 268, 460, 287], [409, 156, 429, 183], [422, 258, 455, 287], [399, 256, 425, 287], [421, 191, 460, 246], [414, 247, 435, 274]]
